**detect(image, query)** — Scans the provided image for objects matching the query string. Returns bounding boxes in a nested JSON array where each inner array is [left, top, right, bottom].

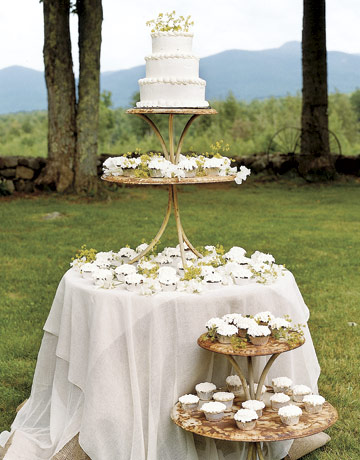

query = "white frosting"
[[179, 394, 199, 404], [292, 385, 312, 396], [216, 324, 238, 337], [125, 273, 144, 285], [278, 405, 302, 417], [195, 382, 216, 392], [205, 317, 226, 330], [272, 377, 293, 388], [303, 395, 325, 405], [253, 384, 267, 394], [118, 247, 137, 258], [242, 400, 265, 411], [270, 393, 291, 403], [222, 313, 243, 324], [247, 325, 271, 337], [136, 243, 148, 253], [254, 311, 275, 323], [226, 375, 241, 386], [115, 264, 136, 276], [201, 402, 226, 414], [234, 409, 258, 422], [137, 32, 208, 108], [269, 317, 291, 329], [235, 317, 257, 329], [213, 392, 235, 402]]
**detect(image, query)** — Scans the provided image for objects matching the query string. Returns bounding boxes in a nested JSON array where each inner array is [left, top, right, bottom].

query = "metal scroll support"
[[128, 112, 205, 265]]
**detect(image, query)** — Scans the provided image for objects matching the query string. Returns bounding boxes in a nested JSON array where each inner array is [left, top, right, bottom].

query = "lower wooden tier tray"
[[197, 333, 305, 357], [171, 401, 337, 443], [102, 175, 236, 185]]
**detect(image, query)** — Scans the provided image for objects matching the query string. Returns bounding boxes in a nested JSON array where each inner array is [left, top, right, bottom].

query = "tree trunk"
[[74, 0, 103, 193], [301, 0, 330, 157], [38, 0, 76, 192]]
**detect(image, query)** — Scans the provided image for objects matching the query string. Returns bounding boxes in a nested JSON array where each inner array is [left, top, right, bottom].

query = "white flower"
[[235, 165, 251, 184], [177, 155, 197, 171]]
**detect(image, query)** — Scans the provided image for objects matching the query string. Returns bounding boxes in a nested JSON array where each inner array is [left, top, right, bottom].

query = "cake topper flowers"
[[146, 11, 194, 33]]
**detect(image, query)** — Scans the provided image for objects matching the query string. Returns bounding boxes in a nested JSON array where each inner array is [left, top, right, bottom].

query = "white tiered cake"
[[137, 31, 209, 108]]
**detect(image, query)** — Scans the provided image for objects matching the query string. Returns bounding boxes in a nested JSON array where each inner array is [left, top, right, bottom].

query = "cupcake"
[[80, 262, 97, 280], [124, 273, 144, 292], [292, 385, 312, 403], [303, 395, 326, 414], [278, 405, 302, 426], [200, 265, 216, 278], [136, 243, 149, 254], [254, 311, 275, 326], [179, 394, 200, 412], [158, 266, 178, 291], [205, 317, 227, 332], [203, 272, 223, 290], [234, 409, 258, 430], [234, 317, 257, 337], [213, 392, 235, 410], [92, 268, 113, 289], [272, 377, 293, 394], [203, 157, 224, 176], [121, 157, 141, 176], [222, 313, 243, 325], [226, 375, 243, 394], [232, 267, 253, 285], [270, 393, 291, 411], [269, 317, 291, 336], [177, 156, 198, 178], [201, 401, 227, 422], [114, 264, 136, 282], [195, 382, 217, 401], [216, 324, 238, 344], [154, 253, 172, 266], [242, 400, 265, 417], [224, 246, 247, 262], [253, 383, 267, 398], [117, 247, 137, 264], [247, 325, 271, 346]]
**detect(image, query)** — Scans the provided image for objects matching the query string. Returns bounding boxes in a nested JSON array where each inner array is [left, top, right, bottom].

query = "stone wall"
[[1, 153, 359, 194]]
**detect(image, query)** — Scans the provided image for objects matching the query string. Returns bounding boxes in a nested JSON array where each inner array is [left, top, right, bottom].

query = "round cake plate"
[[102, 174, 236, 185], [126, 108, 217, 115], [197, 333, 305, 357], [171, 401, 338, 443]]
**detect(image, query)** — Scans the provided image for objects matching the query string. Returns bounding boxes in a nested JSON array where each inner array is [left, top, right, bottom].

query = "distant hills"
[[0, 42, 359, 114]]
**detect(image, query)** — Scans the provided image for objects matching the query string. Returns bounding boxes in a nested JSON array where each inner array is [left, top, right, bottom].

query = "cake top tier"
[[151, 32, 193, 54]]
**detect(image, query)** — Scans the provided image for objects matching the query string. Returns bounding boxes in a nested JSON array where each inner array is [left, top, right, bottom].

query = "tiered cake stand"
[[102, 108, 235, 267], [171, 334, 338, 460]]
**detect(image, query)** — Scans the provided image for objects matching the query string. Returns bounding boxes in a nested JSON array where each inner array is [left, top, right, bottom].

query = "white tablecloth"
[[0, 269, 320, 460]]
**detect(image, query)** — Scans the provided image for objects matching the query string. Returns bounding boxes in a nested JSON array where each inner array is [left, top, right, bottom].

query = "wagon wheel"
[[266, 127, 301, 163]]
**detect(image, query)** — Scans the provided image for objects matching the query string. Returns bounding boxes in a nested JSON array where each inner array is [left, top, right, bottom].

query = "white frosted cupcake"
[[232, 267, 253, 285], [201, 401, 226, 421], [278, 405, 302, 425], [179, 394, 200, 412], [234, 409, 258, 430], [125, 273, 144, 292], [254, 311, 275, 326], [226, 375, 243, 394], [114, 263, 136, 282], [117, 247, 137, 263], [80, 262, 97, 280], [195, 382, 217, 401], [213, 392, 235, 411], [247, 325, 271, 345], [136, 243, 148, 254], [303, 395, 326, 414], [235, 317, 257, 337], [292, 385, 312, 402], [253, 383, 267, 399], [269, 317, 291, 336], [222, 313, 243, 325], [270, 393, 291, 410], [205, 317, 226, 332], [92, 268, 113, 289], [242, 399, 265, 417], [272, 377, 293, 394], [204, 272, 223, 290], [216, 324, 238, 344]]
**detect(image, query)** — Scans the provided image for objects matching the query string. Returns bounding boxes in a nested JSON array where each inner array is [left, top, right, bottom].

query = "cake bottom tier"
[[137, 79, 209, 108]]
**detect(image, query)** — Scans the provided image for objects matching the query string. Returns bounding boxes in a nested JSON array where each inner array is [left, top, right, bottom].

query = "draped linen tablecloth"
[[0, 269, 320, 460]]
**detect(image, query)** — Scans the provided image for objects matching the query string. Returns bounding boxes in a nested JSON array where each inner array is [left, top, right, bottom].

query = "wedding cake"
[[136, 14, 209, 108]]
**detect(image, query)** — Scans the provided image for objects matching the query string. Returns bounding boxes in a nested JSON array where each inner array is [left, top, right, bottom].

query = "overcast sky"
[[0, 0, 359, 73]]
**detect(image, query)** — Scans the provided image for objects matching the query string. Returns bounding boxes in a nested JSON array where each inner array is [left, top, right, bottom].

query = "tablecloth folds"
[[0, 269, 320, 460]]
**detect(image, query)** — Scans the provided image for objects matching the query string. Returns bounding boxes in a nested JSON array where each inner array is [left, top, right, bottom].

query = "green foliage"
[[0, 91, 359, 158]]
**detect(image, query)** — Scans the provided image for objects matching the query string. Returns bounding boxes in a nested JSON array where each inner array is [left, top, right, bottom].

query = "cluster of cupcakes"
[[205, 311, 292, 346], [102, 153, 251, 185], [269, 376, 326, 425], [71, 245, 285, 295]]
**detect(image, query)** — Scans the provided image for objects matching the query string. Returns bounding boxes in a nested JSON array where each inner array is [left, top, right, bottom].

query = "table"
[[0, 269, 320, 460]]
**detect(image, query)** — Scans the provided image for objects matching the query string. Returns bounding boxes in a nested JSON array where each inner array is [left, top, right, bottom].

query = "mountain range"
[[0, 42, 359, 114]]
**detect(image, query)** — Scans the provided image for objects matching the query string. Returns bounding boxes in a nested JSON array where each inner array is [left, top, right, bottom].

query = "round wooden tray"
[[197, 333, 305, 357], [102, 175, 236, 185], [126, 108, 217, 115], [171, 401, 338, 443]]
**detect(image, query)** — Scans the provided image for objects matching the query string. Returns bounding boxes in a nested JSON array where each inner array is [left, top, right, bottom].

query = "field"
[[0, 91, 359, 158], [0, 181, 359, 459]]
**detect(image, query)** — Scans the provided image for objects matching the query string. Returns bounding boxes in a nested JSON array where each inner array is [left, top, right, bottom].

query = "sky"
[[0, 0, 359, 74]]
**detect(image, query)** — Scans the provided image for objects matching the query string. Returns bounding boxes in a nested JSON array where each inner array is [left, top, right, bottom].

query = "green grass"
[[0, 181, 359, 458]]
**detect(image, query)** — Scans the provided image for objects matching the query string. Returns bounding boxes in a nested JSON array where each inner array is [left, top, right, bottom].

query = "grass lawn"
[[0, 181, 359, 459]]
